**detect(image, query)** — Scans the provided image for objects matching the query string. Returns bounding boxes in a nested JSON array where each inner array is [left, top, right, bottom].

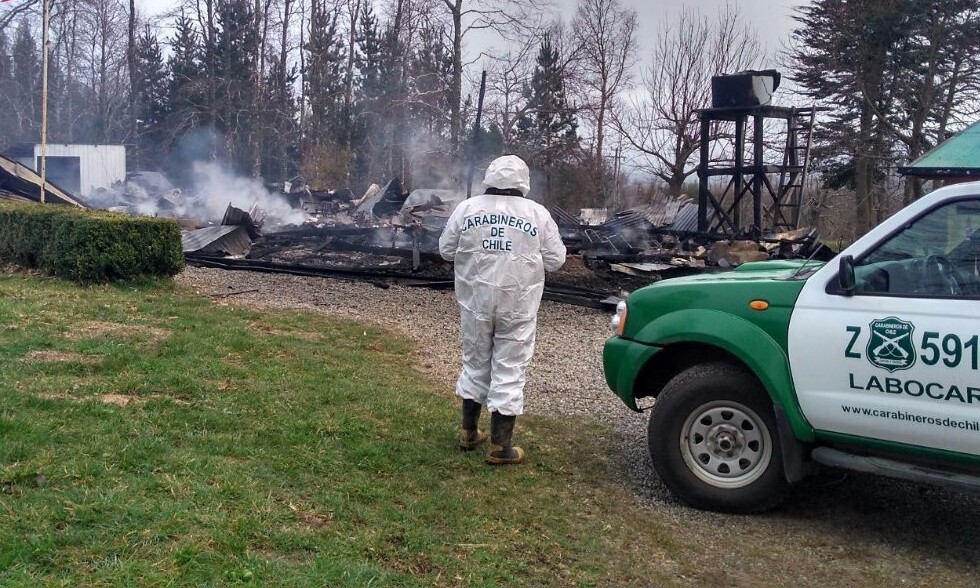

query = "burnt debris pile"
[[64, 168, 830, 309]]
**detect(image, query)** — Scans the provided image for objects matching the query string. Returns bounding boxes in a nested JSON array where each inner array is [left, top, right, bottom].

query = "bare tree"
[[50, 3, 82, 142], [437, 0, 548, 160], [81, 0, 131, 142], [571, 0, 637, 201], [128, 0, 136, 143], [617, 5, 763, 196], [0, 0, 39, 33], [481, 37, 536, 152]]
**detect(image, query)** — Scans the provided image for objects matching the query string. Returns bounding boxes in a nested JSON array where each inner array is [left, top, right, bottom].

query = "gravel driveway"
[[176, 264, 980, 587]]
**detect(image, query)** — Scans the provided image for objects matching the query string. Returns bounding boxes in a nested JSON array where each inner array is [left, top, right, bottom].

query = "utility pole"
[[465, 70, 487, 199], [40, 0, 50, 203]]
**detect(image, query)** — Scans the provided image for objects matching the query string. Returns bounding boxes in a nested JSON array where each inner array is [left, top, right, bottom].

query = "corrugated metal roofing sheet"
[[601, 210, 653, 232], [628, 196, 693, 227], [181, 225, 253, 255], [670, 202, 700, 232], [546, 205, 580, 227]]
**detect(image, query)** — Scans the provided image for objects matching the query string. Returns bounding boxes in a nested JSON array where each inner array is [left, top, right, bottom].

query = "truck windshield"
[[854, 197, 980, 297]]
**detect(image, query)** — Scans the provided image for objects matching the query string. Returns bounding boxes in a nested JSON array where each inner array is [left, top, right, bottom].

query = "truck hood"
[[677, 259, 824, 283], [621, 259, 818, 344]]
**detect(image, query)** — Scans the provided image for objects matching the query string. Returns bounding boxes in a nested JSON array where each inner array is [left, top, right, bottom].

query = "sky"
[[136, 0, 806, 61], [558, 0, 804, 65], [134, 0, 808, 103]]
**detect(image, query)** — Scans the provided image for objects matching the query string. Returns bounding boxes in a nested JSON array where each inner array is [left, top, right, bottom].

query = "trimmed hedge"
[[0, 201, 184, 283]]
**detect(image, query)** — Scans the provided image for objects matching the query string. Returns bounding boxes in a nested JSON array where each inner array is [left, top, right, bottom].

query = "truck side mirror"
[[838, 254, 856, 295]]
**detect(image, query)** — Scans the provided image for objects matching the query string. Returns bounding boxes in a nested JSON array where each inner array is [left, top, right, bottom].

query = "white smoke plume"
[[183, 161, 306, 231]]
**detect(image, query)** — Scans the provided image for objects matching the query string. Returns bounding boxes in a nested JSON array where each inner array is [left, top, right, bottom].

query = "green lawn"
[[0, 272, 677, 587]]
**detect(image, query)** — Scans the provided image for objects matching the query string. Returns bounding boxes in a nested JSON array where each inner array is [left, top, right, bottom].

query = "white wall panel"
[[31, 144, 126, 197]]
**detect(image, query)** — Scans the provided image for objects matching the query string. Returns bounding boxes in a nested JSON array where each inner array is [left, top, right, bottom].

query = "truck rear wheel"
[[648, 362, 789, 513]]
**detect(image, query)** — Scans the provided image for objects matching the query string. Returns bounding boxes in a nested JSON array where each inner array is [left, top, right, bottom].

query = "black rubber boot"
[[458, 399, 487, 450], [486, 411, 525, 465]]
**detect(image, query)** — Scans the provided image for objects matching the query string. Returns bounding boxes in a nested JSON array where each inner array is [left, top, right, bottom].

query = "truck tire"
[[648, 362, 789, 513]]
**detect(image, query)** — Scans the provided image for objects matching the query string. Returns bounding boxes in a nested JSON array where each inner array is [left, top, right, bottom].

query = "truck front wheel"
[[648, 362, 789, 513]]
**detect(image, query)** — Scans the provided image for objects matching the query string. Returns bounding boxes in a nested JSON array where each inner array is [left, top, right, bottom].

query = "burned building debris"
[[0, 62, 836, 309], [353, 177, 406, 219], [23, 156, 825, 308], [179, 177, 829, 310], [181, 224, 254, 257], [181, 204, 261, 257], [555, 194, 826, 282], [0, 153, 87, 207]]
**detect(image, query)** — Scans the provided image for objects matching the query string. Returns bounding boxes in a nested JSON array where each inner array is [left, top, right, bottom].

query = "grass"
[[0, 271, 679, 587]]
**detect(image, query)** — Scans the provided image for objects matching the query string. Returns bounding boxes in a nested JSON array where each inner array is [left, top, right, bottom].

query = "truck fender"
[[635, 309, 815, 442]]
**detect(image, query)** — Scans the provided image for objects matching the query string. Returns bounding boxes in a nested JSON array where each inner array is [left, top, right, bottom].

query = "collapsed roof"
[[0, 153, 88, 207]]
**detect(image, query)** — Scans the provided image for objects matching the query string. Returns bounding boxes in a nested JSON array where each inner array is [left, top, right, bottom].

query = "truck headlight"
[[610, 299, 628, 336]]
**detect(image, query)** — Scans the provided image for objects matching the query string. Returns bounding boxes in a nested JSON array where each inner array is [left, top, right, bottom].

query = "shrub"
[[0, 201, 184, 283]]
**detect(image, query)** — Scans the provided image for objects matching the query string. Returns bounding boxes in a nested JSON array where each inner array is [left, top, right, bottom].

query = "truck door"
[[788, 196, 980, 456]]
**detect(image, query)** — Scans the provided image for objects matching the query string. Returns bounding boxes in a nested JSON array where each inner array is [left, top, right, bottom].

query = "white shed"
[[9, 144, 126, 199]]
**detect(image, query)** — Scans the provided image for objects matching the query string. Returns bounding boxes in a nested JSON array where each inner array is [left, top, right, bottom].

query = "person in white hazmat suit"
[[438, 155, 566, 465]]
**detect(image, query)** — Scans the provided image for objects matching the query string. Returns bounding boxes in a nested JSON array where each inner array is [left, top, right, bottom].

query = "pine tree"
[[876, 0, 980, 203], [132, 25, 169, 170], [214, 0, 260, 172], [303, 0, 349, 186], [10, 21, 40, 141], [408, 24, 452, 141], [259, 54, 299, 182], [373, 23, 410, 184], [350, 2, 384, 189], [516, 33, 579, 204], [775, 0, 980, 233], [405, 23, 453, 187], [163, 14, 209, 183], [789, 0, 902, 233]]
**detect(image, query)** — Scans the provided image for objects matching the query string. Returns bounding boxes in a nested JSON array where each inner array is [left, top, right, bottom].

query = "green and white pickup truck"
[[603, 181, 980, 513]]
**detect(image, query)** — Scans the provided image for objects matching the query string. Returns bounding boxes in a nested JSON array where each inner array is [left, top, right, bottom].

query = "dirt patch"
[[23, 350, 102, 364], [34, 392, 190, 406], [66, 320, 171, 342]]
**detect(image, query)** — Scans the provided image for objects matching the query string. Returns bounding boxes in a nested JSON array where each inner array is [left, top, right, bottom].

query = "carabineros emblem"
[[866, 317, 916, 372]]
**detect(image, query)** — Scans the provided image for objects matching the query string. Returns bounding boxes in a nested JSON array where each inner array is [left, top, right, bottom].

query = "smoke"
[[183, 161, 306, 231], [88, 156, 307, 232]]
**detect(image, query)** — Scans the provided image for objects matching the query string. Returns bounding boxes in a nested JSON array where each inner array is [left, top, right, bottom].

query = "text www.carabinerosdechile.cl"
[[841, 404, 980, 431]]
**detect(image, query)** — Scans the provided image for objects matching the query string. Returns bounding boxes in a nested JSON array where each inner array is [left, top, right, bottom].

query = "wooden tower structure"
[[696, 71, 818, 237]]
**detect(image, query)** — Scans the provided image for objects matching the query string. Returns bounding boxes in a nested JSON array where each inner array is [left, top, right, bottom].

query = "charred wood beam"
[[320, 240, 446, 263], [184, 254, 612, 309], [263, 226, 381, 240], [186, 253, 442, 284]]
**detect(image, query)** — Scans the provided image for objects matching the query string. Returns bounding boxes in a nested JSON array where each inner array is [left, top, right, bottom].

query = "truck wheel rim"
[[679, 400, 772, 489]]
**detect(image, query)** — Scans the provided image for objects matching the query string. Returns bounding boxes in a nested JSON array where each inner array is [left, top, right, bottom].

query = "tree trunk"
[[344, 0, 360, 165], [128, 0, 136, 157], [595, 95, 605, 200], [279, 0, 292, 181], [449, 0, 463, 164], [251, 0, 265, 178]]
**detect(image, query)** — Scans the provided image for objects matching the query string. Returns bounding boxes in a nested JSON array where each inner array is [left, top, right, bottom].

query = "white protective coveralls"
[[438, 156, 567, 416]]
